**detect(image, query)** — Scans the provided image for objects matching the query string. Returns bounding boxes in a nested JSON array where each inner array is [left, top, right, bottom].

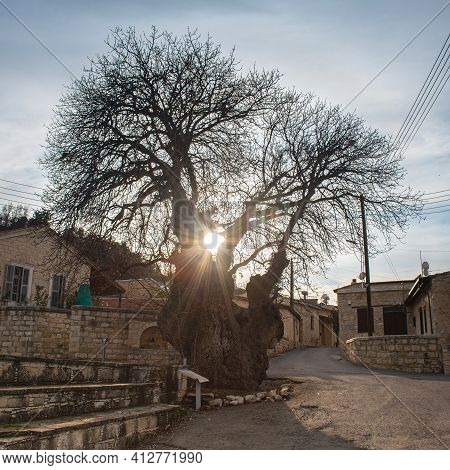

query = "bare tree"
[[41, 28, 420, 388]]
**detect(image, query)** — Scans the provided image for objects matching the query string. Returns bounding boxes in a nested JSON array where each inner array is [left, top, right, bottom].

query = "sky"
[[0, 0, 449, 302]]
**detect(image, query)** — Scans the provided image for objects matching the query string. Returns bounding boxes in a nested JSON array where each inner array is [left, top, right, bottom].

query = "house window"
[[383, 305, 407, 335], [423, 306, 428, 333], [419, 307, 424, 335], [50, 274, 66, 308], [310, 315, 314, 330], [357, 308, 368, 333], [3, 264, 31, 303]]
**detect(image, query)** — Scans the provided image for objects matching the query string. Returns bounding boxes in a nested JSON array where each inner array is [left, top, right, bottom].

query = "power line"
[[0, 197, 44, 209], [422, 187, 450, 196], [393, 34, 449, 148], [0, 191, 42, 203], [0, 185, 40, 196], [0, 178, 43, 190], [393, 35, 450, 156], [342, 3, 450, 110], [393, 248, 450, 253], [397, 68, 449, 156], [0, 0, 77, 80], [422, 192, 450, 201], [422, 208, 450, 215], [423, 199, 450, 207]]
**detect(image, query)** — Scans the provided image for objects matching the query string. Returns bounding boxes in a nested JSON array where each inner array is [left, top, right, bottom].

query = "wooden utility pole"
[[360, 195, 374, 336], [290, 260, 294, 308]]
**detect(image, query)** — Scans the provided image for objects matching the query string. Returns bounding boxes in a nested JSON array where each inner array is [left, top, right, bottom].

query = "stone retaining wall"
[[343, 335, 442, 373], [0, 306, 181, 367], [0, 356, 180, 403]]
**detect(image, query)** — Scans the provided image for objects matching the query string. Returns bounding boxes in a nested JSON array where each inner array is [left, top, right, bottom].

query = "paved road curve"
[[268, 346, 370, 378], [268, 347, 450, 449], [138, 347, 450, 449]]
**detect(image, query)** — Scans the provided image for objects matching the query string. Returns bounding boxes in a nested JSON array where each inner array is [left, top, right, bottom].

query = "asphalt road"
[[268, 347, 450, 449], [268, 346, 369, 378], [138, 347, 450, 449]]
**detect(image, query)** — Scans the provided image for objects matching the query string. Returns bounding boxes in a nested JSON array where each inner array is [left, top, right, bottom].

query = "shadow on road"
[[137, 401, 360, 450]]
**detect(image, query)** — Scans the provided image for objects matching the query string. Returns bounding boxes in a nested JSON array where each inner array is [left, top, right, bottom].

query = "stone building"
[[335, 279, 415, 345], [404, 271, 450, 374], [0, 227, 91, 307], [292, 298, 337, 348], [234, 295, 336, 355], [0, 227, 125, 308], [95, 277, 166, 309]]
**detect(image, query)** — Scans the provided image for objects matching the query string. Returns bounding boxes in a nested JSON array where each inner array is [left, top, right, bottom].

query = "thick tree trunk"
[[158, 247, 285, 390]]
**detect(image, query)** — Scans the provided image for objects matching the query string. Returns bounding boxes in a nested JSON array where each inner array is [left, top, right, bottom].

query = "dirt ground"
[[136, 348, 450, 450]]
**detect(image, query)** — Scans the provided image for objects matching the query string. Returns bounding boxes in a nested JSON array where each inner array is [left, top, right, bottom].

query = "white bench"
[[177, 369, 209, 410]]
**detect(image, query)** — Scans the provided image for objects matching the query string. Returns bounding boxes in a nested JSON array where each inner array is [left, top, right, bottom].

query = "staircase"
[[0, 380, 183, 449]]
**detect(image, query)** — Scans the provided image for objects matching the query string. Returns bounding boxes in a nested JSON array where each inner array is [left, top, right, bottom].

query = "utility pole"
[[290, 260, 294, 308], [360, 195, 374, 336]]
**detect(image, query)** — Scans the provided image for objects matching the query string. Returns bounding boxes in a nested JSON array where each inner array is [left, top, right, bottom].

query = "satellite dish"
[[301, 290, 308, 299], [422, 261, 429, 276], [321, 294, 330, 305], [358, 272, 366, 281]]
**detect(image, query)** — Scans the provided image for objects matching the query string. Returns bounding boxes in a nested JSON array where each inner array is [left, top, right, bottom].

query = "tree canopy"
[[41, 27, 419, 288]]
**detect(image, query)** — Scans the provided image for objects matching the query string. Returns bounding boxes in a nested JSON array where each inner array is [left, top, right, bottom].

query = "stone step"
[[0, 382, 161, 424], [0, 404, 183, 450]]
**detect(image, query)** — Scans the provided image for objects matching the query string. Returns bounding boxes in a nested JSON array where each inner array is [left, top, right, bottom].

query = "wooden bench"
[[177, 369, 209, 410]]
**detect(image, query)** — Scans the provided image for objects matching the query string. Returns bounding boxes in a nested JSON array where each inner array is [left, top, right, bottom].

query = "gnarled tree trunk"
[[158, 247, 287, 389]]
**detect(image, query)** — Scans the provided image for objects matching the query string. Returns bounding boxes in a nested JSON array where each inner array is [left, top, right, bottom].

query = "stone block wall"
[[343, 335, 442, 373], [0, 307, 71, 359], [0, 305, 182, 367], [69, 306, 181, 366], [430, 273, 450, 374], [337, 281, 414, 345]]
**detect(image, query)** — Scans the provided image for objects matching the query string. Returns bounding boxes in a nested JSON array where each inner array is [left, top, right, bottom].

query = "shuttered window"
[[357, 308, 368, 333], [50, 274, 66, 308], [3, 264, 31, 303]]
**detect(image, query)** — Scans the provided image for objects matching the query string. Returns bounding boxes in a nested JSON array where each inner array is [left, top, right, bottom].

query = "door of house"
[[383, 306, 407, 335]]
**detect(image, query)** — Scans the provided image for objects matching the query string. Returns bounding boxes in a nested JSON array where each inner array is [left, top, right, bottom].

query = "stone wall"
[[0, 307, 71, 359], [336, 281, 414, 345], [0, 305, 182, 367], [69, 306, 181, 365], [428, 273, 450, 374], [343, 335, 442, 373]]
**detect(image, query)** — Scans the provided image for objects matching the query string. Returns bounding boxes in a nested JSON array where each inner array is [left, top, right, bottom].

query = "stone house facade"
[[0, 227, 91, 308], [234, 295, 335, 355], [335, 279, 415, 345], [404, 271, 450, 374], [292, 298, 336, 348]]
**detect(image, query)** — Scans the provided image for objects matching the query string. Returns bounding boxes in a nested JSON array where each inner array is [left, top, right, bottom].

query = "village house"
[[0, 226, 124, 307], [0, 227, 91, 307], [234, 294, 336, 356], [404, 271, 450, 374], [95, 276, 166, 309], [335, 279, 415, 344], [292, 298, 337, 348], [336, 275, 449, 375]]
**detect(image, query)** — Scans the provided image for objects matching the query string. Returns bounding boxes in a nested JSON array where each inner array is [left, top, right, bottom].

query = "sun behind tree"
[[41, 27, 420, 388]]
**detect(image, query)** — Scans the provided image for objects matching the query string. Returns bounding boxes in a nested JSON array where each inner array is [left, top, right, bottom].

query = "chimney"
[[351, 278, 357, 284]]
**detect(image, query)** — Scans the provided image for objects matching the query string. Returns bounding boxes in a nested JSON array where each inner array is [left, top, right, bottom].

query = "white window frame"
[[3, 262, 33, 305], [47, 273, 67, 308]]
